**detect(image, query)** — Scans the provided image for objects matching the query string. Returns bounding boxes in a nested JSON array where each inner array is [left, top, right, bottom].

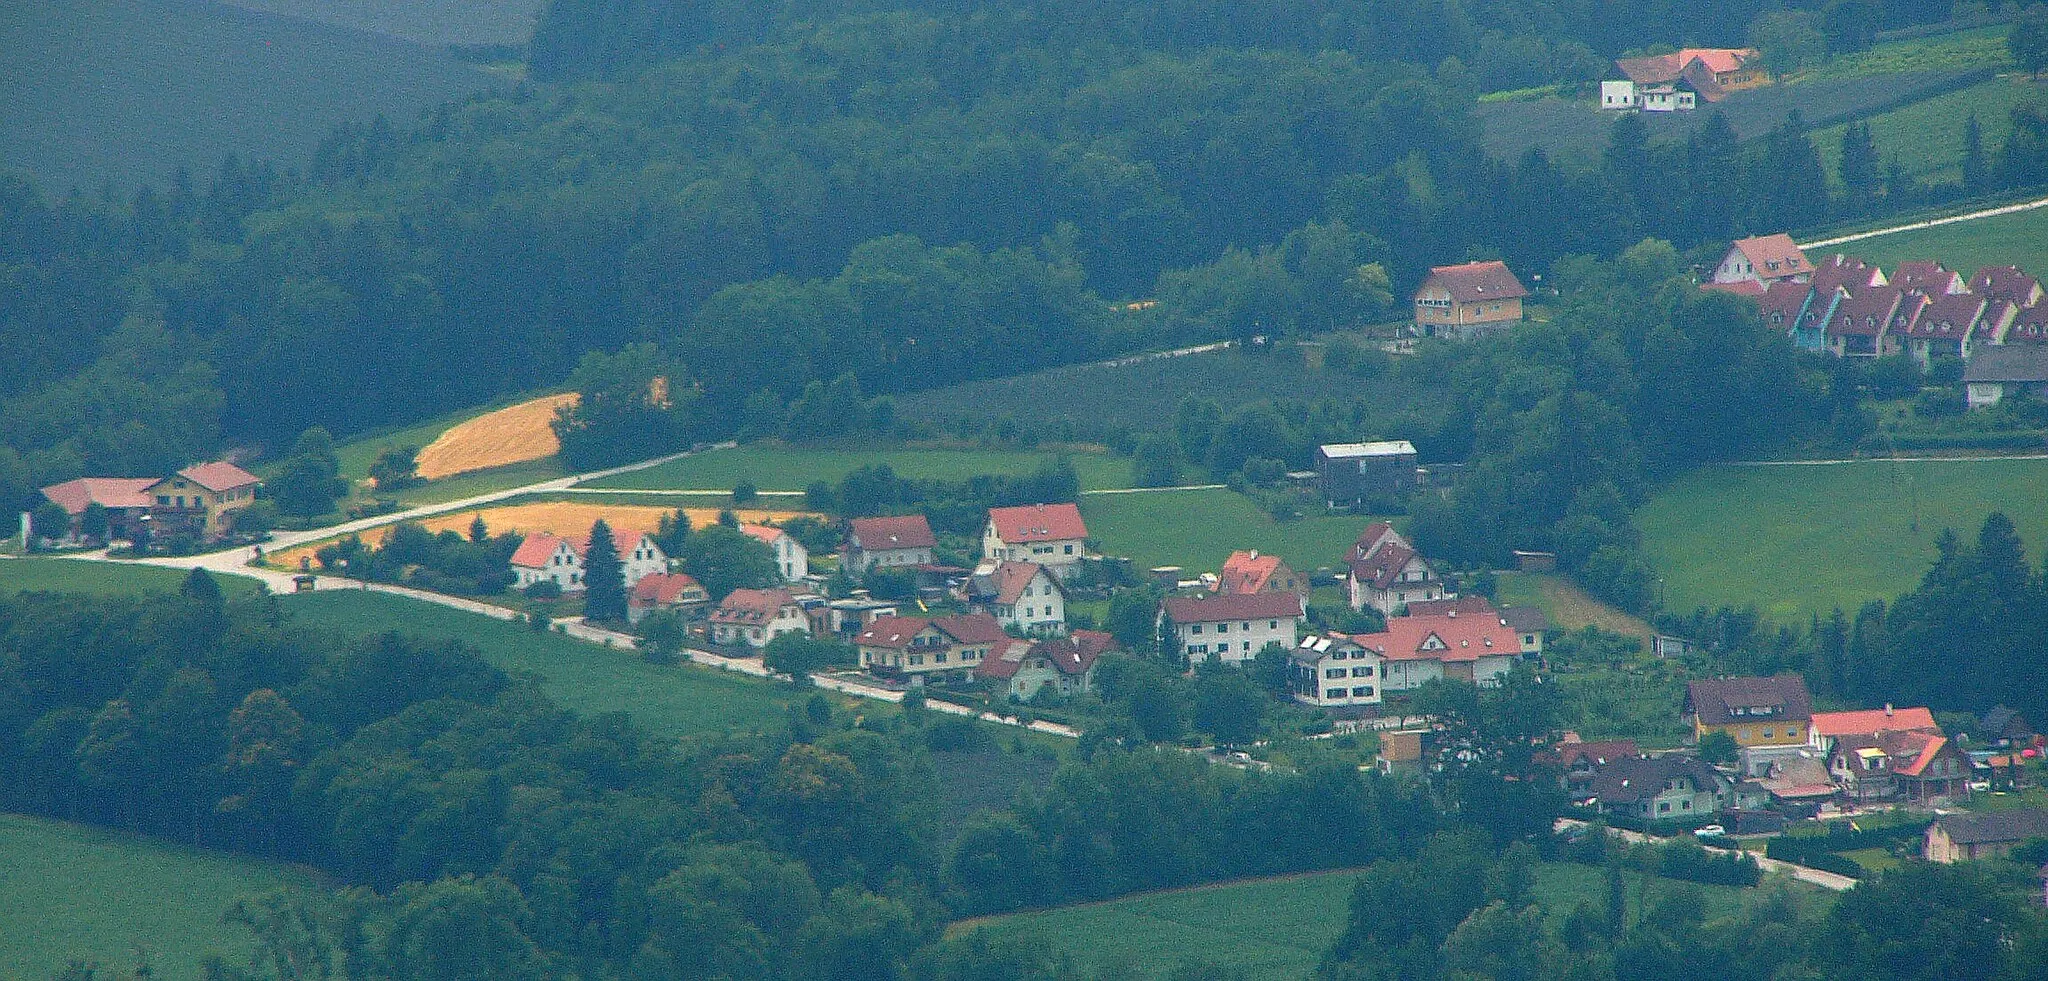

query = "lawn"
[[1639, 458, 2048, 620], [1814, 76, 2045, 184], [279, 591, 797, 738], [1494, 572, 1654, 642], [1079, 489, 1377, 575], [1833, 202, 2048, 281], [0, 557, 261, 598], [0, 813, 315, 979], [959, 862, 1783, 981], [585, 443, 1135, 493]]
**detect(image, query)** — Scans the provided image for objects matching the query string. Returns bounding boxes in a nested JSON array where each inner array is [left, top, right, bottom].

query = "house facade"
[[709, 588, 811, 648], [960, 560, 1067, 636], [1925, 810, 2048, 863], [620, 533, 670, 586], [983, 503, 1089, 580], [1583, 755, 1732, 823], [1605, 48, 1760, 112], [844, 515, 936, 574], [741, 524, 809, 582], [1807, 705, 1938, 757], [1290, 634, 1385, 710], [1354, 608, 1520, 692], [1827, 729, 1971, 804], [1162, 592, 1304, 667], [37, 477, 158, 543], [1347, 522, 1451, 614], [511, 533, 586, 592], [1217, 549, 1308, 598], [143, 462, 262, 539], [1411, 261, 1529, 340], [976, 630, 1112, 700], [1316, 441, 1418, 508], [1686, 675, 1814, 776], [856, 612, 1008, 686], [627, 572, 709, 624], [1965, 346, 2048, 410], [1712, 234, 1813, 288]]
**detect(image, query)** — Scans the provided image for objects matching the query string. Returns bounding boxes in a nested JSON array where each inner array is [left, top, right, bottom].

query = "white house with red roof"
[[959, 560, 1066, 635], [627, 572, 709, 624], [1218, 549, 1307, 598], [1290, 633, 1386, 709], [1711, 234, 1813, 289], [845, 514, 936, 574], [855, 611, 1009, 685], [1356, 607, 1521, 692], [741, 524, 808, 582], [1808, 705, 1938, 755], [512, 533, 586, 592], [977, 630, 1114, 700], [1411, 261, 1529, 340], [710, 587, 810, 649], [1161, 592, 1303, 666], [1347, 522, 1452, 614], [37, 477, 159, 543], [983, 503, 1089, 579], [143, 461, 262, 539], [1604, 48, 1761, 111]]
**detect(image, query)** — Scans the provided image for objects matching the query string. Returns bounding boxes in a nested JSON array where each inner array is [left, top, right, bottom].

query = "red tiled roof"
[[176, 461, 261, 492], [1892, 261, 1963, 294], [1728, 234, 1813, 280], [988, 503, 1088, 544], [509, 533, 581, 569], [1071, 628, 1118, 662], [1810, 255, 1885, 296], [39, 477, 157, 515], [1828, 285, 1903, 337], [1348, 610, 1519, 664], [1354, 521, 1400, 559], [1757, 280, 1811, 324], [1405, 595, 1497, 618], [1219, 550, 1288, 595], [1970, 265, 2042, 305], [630, 572, 706, 607], [740, 524, 789, 546], [1813, 706, 1938, 737], [985, 560, 1057, 605], [976, 635, 1101, 680], [1421, 261, 1529, 304], [855, 615, 935, 650], [1349, 541, 1427, 591], [1902, 292, 1984, 338], [850, 515, 936, 551], [2008, 302, 2048, 343], [933, 612, 1010, 646], [1162, 592, 1303, 624], [711, 587, 797, 624]]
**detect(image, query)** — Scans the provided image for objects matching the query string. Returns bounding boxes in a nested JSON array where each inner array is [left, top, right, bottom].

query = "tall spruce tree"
[[582, 519, 627, 624]]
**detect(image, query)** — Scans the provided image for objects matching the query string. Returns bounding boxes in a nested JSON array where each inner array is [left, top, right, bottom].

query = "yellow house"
[[144, 461, 262, 540], [1685, 675, 1813, 749]]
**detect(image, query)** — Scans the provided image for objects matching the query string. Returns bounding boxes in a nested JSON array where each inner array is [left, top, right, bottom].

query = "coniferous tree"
[[582, 519, 627, 624], [1961, 113, 1989, 195]]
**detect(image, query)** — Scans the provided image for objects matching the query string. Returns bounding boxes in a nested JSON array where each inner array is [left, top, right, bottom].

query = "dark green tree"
[[581, 519, 627, 624]]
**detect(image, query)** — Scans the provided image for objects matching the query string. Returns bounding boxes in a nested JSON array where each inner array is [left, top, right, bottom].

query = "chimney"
[[1884, 703, 1894, 717], [1447, 609, 1457, 618]]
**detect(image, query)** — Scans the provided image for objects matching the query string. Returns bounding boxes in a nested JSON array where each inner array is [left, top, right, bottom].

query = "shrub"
[[524, 580, 563, 600]]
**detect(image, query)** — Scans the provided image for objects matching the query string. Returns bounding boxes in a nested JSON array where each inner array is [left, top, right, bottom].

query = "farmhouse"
[[1290, 634, 1385, 710], [959, 560, 1067, 636], [709, 587, 811, 649], [1354, 607, 1520, 692], [511, 533, 586, 592], [983, 503, 1089, 579], [1711, 234, 1812, 289], [1925, 809, 2048, 863], [37, 477, 158, 543], [1162, 592, 1303, 667], [1964, 345, 2048, 410], [1217, 549, 1307, 598], [976, 630, 1113, 700], [627, 572, 709, 624], [1316, 441, 1418, 508], [1411, 261, 1528, 340], [143, 461, 262, 540], [741, 524, 809, 582], [1347, 522, 1452, 614], [1686, 675, 1813, 776], [1603, 48, 1760, 112], [844, 514, 936, 574]]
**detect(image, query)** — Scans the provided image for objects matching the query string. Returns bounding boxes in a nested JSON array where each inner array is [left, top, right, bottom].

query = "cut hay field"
[[586, 443, 1135, 492], [1829, 203, 2048, 280], [958, 862, 1787, 981], [0, 0, 498, 191], [414, 392, 578, 480], [1079, 489, 1377, 575], [280, 590, 799, 737], [0, 813, 315, 979], [1639, 457, 2048, 620], [0, 557, 260, 598]]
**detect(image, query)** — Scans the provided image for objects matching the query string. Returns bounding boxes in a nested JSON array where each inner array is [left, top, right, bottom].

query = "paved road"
[[1554, 818, 1856, 891], [1799, 193, 2048, 251]]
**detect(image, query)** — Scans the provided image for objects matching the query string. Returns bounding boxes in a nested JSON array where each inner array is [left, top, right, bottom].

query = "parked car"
[[1693, 824, 1727, 839]]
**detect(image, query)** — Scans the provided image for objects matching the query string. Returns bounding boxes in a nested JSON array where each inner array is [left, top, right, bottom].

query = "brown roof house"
[[37, 477, 158, 544], [1582, 754, 1732, 823], [844, 514, 937, 574], [1161, 592, 1303, 667], [143, 461, 261, 540], [976, 629, 1115, 700], [1603, 48, 1762, 112], [958, 560, 1067, 636], [1347, 522, 1451, 615], [1411, 260, 1528, 340], [628, 572, 709, 625], [1965, 345, 2048, 411], [1217, 549, 1307, 598], [1711, 234, 1813, 289], [1925, 809, 2048, 863], [709, 587, 811, 650], [1686, 675, 1814, 776], [856, 612, 1009, 686], [1827, 728, 1970, 805]]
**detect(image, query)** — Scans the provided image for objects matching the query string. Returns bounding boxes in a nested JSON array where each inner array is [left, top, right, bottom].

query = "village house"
[[958, 560, 1067, 635], [1549, 736, 1641, 803], [143, 461, 262, 540], [1969, 265, 2044, 308], [983, 503, 1089, 580], [855, 612, 1008, 686], [1827, 728, 1971, 804], [2007, 301, 2048, 344], [1315, 441, 1418, 508], [1823, 284, 1906, 357], [620, 531, 670, 585], [627, 572, 709, 625], [976, 630, 1114, 700], [1291, 634, 1385, 711], [1603, 48, 1761, 112], [741, 524, 808, 582], [1901, 291, 1991, 365], [1892, 260, 1966, 295], [1711, 234, 1813, 289], [1162, 592, 1303, 667], [511, 533, 586, 592], [1582, 754, 1732, 822], [1347, 522, 1452, 614], [843, 514, 936, 574], [1217, 549, 1307, 598], [1354, 607, 1521, 692], [709, 587, 811, 649], [1405, 596, 1548, 658], [37, 477, 158, 543], [1807, 705, 1938, 757], [1965, 345, 2048, 410], [1411, 261, 1528, 340], [1686, 675, 1813, 776], [1925, 809, 2048, 863], [1981, 706, 2037, 749]]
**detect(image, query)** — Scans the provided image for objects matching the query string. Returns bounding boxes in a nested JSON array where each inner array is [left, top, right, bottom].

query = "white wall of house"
[[1472, 654, 1516, 687], [1298, 649, 1386, 708], [713, 606, 810, 648], [1000, 569, 1066, 635], [1966, 381, 2007, 409], [514, 542, 584, 592], [1600, 80, 1637, 109], [982, 529, 1086, 577], [1177, 615, 1299, 666], [1379, 658, 1444, 692], [771, 535, 809, 582], [850, 545, 933, 574], [622, 536, 668, 586]]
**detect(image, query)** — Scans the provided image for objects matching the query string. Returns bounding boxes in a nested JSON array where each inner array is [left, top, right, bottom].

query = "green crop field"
[[1815, 77, 2046, 184], [586, 443, 1135, 493], [1807, 25, 2013, 79], [1080, 489, 1376, 574], [1831, 203, 2048, 279], [0, 557, 261, 598], [0, 813, 315, 979], [960, 862, 1787, 981], [0, 0, 499, 191], [280, 591, 797, 738], [1640, 458, 2048, 621]]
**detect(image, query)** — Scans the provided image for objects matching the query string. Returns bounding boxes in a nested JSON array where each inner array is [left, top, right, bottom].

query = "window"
[[1327, 668, 1347, 679], [935, 652, 948, 663], [1326, 688, 1346, 699], [1064, 544, 1074, 555], [1331, 651, 1346, 660], [1217, 623, 1228, 634], [1190, 624, 1202, 634], [1761, 729, 1774, 739], [1681, 800, 1692, 810], [1269, 620, 1278, 629], [1351, 666, 1372, 677], [1658, 802, 1671, 814], [910, 655, 924, 666], [1190, 644, 1207, 655], [1352, 686, 1374, 697]]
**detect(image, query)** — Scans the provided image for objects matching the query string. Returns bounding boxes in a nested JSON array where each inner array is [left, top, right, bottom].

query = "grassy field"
[[0, 0, 498, 191], [1832, 203, 2048, 279], [280, 591, 798, 738], [1080, 490, 1375, 574], [1494, 572, 1654, 642], [586, 443, 1136, 493], [217, 0, 544, 45], [1814, 76, 2044, 184], [1807, 25, 2013, 79], [960, 861, 1786, 981], [0, 813, 315, 979], [1639, 458, 2048, 620], [0, 557, 261, 598]]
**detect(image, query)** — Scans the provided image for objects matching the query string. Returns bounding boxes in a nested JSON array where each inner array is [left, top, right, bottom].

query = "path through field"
[[1800, 193, 2048, 250]]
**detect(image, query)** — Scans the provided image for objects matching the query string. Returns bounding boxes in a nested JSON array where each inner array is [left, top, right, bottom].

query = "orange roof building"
[[1412, 260, 1529, 340]]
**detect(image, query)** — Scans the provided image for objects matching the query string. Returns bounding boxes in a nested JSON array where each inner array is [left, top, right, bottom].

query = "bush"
[[524, 580, 563, 600], [732, 480, 758, 504]]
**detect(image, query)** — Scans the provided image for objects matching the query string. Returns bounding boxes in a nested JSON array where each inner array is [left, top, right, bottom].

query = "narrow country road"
[[1799, 193, 2048, 251], [1554, 818, 1857, 891]]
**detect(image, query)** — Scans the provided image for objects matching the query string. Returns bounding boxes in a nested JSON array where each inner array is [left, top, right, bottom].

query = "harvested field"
[[414, 392, 577, 480]]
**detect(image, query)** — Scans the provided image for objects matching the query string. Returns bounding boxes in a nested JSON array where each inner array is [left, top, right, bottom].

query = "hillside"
[[0, 0, 500, 190], [1824, 202, 2048, 276], [216, 0, 545, 45]]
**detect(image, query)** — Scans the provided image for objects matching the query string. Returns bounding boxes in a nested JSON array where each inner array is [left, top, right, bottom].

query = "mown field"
[[0, 557, 260, 598], [279, 591, 798, 738], [1831, 203, 2048, 279], [1639, 458, 2048, 621], [959, 861, 1791, 981], [1813, 76, 2044, 184], [0, 813, 314, 979], [0, 0, 499, 191], [587, 443, 1136, 492], [1080, 489, 1376, 574]]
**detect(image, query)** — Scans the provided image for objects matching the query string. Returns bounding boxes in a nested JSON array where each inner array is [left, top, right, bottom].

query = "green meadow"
[[0, 557, 260, 598], [1080, 489, 1377, 574], [1834, 203, 2048, 279], [1639, 458, 2048, 621], [1815, 76, 2045, 184], [0, 813, 314, 979], [586, 443, 1136, 493]]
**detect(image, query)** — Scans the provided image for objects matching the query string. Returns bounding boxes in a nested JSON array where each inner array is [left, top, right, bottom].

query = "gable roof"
[[854, 614, 937, 650], [1934, 808, 2048, 845], [849, 514, 936, 551], [1969, 265, 2042, 305], [933, 612, 1011, 646], [1405, 596, 1497, 618], [630, 572, 706, 606], [1686, 676, 1814, 726], [1964, 344, 2048, 383], [1420, 260, 1529, 304], [40, 477, 158, 515], [1353, 521, 1404, 559], [740, 524, 791, 547], [1349, 540, 1432, 590], [2008, 301, 2048, 343], [1501, 606, 1550, 634], [1219, 550, 1292, 594], [987, 503, 1088, 544], [1809, 255, 1886, 295], [175, 461, 262, 493], [1892, 260, 1964, 294], [711, 587, 798, 623], [1349, 610, 1520, 664], [1812, 706, 1937, 738], [1727, 234, 1813, 280], [1906, 291, 1986, 338], [1827, 285, 1903, 337], [1585, 755, 1725, 806], [981, 560, 1058, 605], [1757, 280, 1812, 324], [510, 533, 581, 569], [1163, 592, 1303, 624]]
